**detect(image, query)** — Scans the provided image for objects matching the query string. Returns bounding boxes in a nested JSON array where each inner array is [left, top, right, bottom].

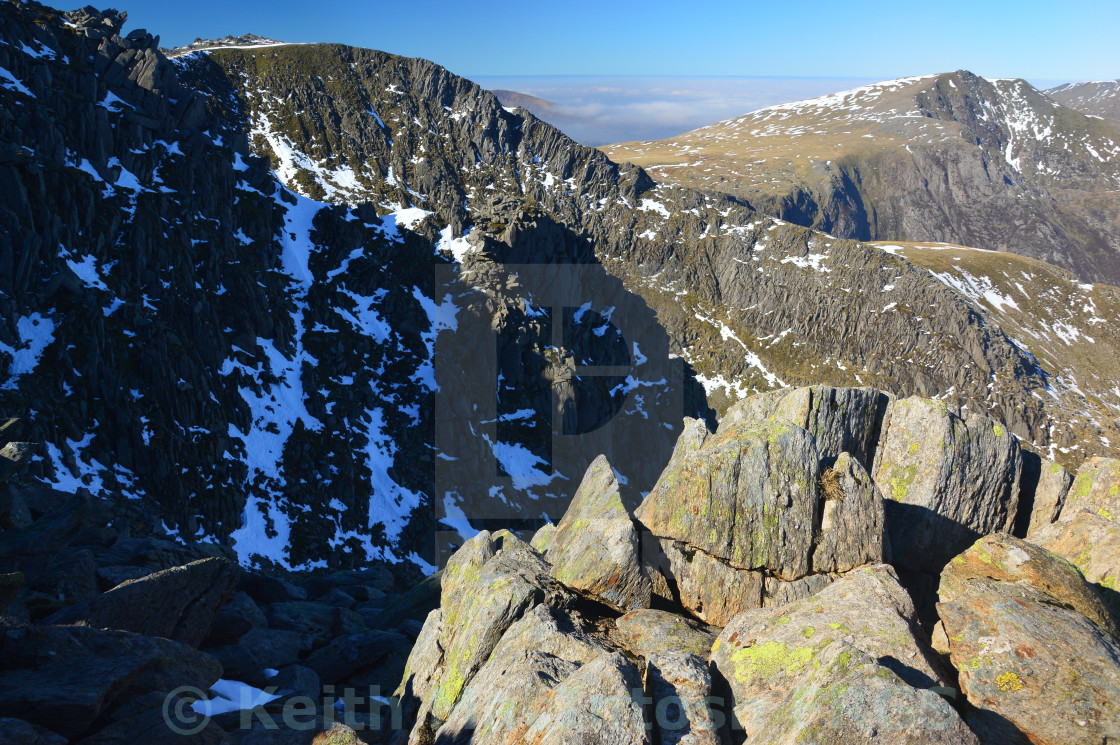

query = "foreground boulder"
[[637, 419, 885, 623], [395, 530, 569, 732], [0, 625, 221, 739], [711, 569, 976, 745], [545, 454, 651, 612], [938, 533, 1120, 744], [1032, 511, 1120, 621], [710, 566, 975, 742], [432, 604, 613, 744], [873, 397, 1021, 573], [47, 557, 240, 647], [711, 565, 947, 692], [514, 652, 650, 745]]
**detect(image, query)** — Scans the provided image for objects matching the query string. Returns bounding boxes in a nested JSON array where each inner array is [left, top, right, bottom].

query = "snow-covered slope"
[[1047, 79, 1120, 123]]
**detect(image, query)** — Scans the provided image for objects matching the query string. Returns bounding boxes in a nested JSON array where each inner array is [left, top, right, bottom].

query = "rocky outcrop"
[[873, 397, 1022, 573], [637, 415, 887, 623], [545, 454, 651, 612], [710, 568, 976, 745], [380, 388, 1120, 743], [718, 385, 890, 472], [938, 534, 1120, 744]]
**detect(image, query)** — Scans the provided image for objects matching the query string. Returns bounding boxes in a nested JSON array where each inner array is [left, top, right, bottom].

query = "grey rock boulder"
[[614, 609, 717, 660], [637, 420, 820, 579], [427, 532, 567, 720], [1065, 456, 1120, 520], [529, 522, 556, 555], [48, 557, 240, 647], [433, 605, 612, 744], [1019, 453, 1073, 538], [0, 625, 221, 738], [0, 718, 67, 745], [304, 630, 408, 685], [712, 564, 947, 692], [938, 534, 1120, 745], [547, 454, 651, 612], [644, 652, 721, 745], [873, 397, 1022, 573], [202, 591, 268, 646], [650, 538, 763, 626], [1032, 510, 1120, 622], [434, 649, 579, 745], [811, 452, 889, 573], [714, 639, 977, 745], [516, 652, 651, 745]]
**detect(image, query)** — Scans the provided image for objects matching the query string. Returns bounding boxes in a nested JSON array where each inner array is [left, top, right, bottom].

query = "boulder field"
[[3, 385, 1119, 743]]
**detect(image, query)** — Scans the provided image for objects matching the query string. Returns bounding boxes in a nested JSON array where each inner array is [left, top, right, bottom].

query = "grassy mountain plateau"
[[0, 3, 1119, 744]]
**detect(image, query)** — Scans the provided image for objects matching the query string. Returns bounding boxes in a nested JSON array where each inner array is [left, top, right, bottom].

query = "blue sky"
[[121, 0, 1118, 82]]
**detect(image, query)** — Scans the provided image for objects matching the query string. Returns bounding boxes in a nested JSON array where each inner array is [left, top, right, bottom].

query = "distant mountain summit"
[[603, 71, 1120, 283], [1047, 79, 1120, 124], [164, 34, 290, 57]]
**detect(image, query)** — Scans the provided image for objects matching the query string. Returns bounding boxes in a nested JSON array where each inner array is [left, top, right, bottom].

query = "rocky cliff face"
[[603, 71, 1120, 284], [180, 48, 1119, 460], [1, 1, 1118, 577]]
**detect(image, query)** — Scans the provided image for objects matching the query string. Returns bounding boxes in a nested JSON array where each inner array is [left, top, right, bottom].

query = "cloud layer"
[[474, 75, 878, 146]]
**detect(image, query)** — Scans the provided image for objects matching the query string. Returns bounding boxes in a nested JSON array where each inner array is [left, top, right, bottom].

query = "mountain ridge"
[[1, 2, 1117, 573], [602, 70, 1120, 284]]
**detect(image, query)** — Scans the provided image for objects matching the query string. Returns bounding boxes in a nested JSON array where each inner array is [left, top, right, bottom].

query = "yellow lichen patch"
[[1072, 473, 1093, 499], [995, 671, 1024, 692], [730, 641, 815, 682], [801, 626, 816, 638], [993, 424, 1005, 437], [888, 464, 918, 502]]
